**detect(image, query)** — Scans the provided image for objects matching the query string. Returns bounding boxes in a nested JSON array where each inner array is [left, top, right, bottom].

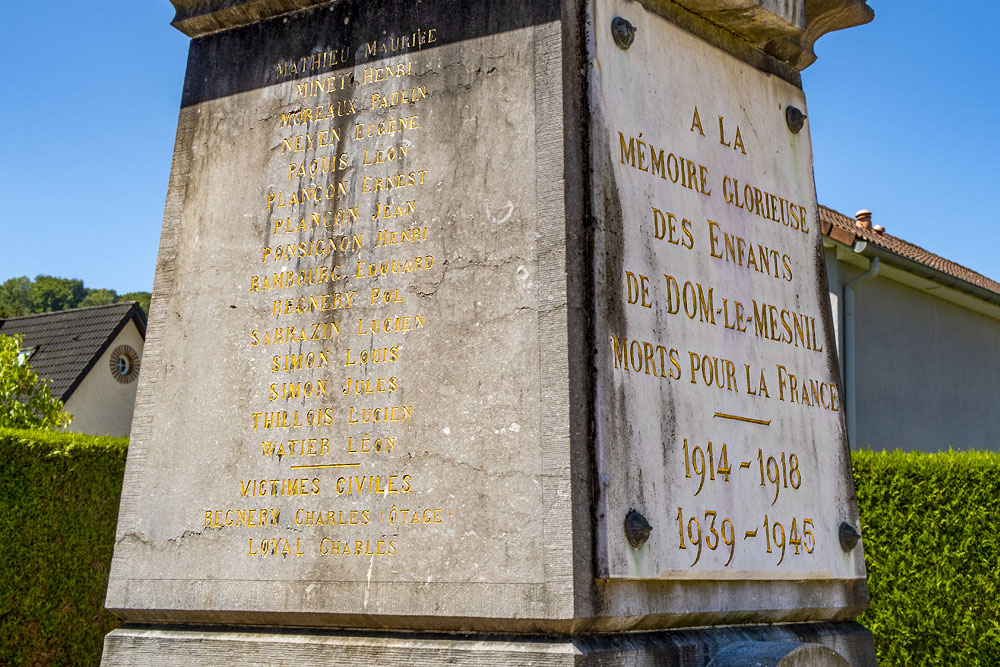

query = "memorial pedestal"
[[105, 0, 877, 663], [104, 623, 874, 665]]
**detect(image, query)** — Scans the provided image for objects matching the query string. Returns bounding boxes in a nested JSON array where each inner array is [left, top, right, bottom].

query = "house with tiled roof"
[[0, 302, 146, 437], [821, 206, 1000, 452]]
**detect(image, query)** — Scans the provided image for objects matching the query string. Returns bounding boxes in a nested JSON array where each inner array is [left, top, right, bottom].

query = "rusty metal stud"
[[625, 509, 652, 549], [786, 106, 806, 133], [612, 17, 637, 51], [839, 522, 861, 552]]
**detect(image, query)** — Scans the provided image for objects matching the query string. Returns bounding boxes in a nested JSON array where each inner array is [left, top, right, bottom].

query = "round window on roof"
[[109, 345, 140, 384]]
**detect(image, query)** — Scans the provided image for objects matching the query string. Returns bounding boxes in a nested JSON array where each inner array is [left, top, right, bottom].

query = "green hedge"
[[1, 431, 998, 665], [854, 449, 1000, 665], [0, 428, 126, 666]]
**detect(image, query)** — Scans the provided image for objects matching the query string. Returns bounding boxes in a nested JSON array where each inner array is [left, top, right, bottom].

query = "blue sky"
[[1, 1, 997, 294]]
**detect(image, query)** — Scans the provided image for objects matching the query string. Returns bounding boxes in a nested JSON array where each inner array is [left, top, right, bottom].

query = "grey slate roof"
[[0, 302, 147, 401]]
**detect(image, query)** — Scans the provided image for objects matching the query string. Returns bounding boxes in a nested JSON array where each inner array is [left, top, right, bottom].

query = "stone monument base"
[[102, 622, 875, 665]]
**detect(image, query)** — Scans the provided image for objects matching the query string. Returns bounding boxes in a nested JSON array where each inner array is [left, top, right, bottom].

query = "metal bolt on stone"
[[624, 509, 652, 549], [839, 522, 861, 552], [612, 17, 637, 50], [785, 106, 807, 133]]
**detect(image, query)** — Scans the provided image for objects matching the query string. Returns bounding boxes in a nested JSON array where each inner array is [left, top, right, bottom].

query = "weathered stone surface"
[[590, 0, 865, 588], [106, 0, 872, 648], [102, 621, 875, 666], [109, 0, 584, 631]]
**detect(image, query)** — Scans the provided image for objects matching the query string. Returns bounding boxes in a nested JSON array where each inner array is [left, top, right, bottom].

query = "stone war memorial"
[[103, 0, 878, 664]]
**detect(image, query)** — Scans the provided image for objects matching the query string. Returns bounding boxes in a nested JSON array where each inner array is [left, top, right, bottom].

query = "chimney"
[[855, 209, 872, 230]]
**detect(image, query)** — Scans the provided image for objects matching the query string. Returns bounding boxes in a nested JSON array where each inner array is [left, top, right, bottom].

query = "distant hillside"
[[0, 275, 150, 318]]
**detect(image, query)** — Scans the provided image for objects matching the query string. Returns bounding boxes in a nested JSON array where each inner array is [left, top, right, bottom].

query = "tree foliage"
[[118, 291, 152, 315], [0, 335, 72, 430], [0, 277, 31, 317], [0, 275, 150, 318]]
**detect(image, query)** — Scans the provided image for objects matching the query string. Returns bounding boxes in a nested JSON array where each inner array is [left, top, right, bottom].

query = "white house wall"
[[63, 322, 145, 438], [835, 262, 1000, 452]]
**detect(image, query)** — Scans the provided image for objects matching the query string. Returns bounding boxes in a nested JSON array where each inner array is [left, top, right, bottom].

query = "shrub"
[[854, 449, 1000, 666], [0, 335, 72, 430], [0, 428, 126, 666]]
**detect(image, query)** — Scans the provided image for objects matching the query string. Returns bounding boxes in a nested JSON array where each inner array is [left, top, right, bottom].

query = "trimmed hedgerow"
[[0, 428, 126, 666], [853, 449, 1000, 666], [1, 431, 997, 665]]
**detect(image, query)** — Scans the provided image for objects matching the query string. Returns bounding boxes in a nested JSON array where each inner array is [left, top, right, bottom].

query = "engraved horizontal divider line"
[[289, 463, 361, 469], [713, 412, 771, 426]]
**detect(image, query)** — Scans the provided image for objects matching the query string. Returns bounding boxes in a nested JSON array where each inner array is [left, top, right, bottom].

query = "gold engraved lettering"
[[296, 508, 370, 527], [281, 128, 343, 154], [250, 322, 340, 347], [272, 292, 357, 317], [345, 346, 400, 366], [721, 176, 809, 234], [204, 508, 281, 529], [707, 219, 793, 281], [271, 350, 330, 372], [269, 380, 327, 401], [690, 107, 705, 135], [717, 115, 746, 155], [251, 265, 345, 293], [334, 474, 412, 495], [347, 405, 413, 424], [346, 433, 396, 454], [750, 301, 823, 352], [618, 131, 711, 196], [363, 145, 408, 167], [342, 376, 398, 395], [687, 352, 739, 392], [354, 115, 420, 140], [663, 274, 716, 325], [276, 50, 350, 80], [652, 207, 694, 249], [287, 154, 350, 180], [319, 538, 397, 556], [365, 27, 437, 58], [624, 270, 653, 308], [355, 256, 433, 279], [271, 216, 360, 237], [609, 334, 682, 380], [359, 60, 413, 85], [247, 537, 305, 557], [370, 86, 428, 109], [239, 478, 322, 497], [280, 98, 358, 124], [261, 438, 332, 458], [356, 315, 426, 335], [369, 288, 404, 306], [266, 182, 351, 211], [775, 365, 840, 412], [361, 169, 427, 194], [375, 226, 428, 247], [371, 200, 416, 220], [262, 235, 362, 263], [250, 409, 335, 430]]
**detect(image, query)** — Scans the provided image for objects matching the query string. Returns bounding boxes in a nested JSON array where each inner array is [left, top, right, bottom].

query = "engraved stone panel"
[[590, 0, 866, 582], [106, 1, 571, 626]]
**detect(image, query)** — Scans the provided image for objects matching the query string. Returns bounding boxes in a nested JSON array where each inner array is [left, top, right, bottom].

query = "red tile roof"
[[820, 205, 1000, 297]]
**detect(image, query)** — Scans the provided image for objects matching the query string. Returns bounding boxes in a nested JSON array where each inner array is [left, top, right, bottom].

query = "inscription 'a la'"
[[690, 106, 746, 155]]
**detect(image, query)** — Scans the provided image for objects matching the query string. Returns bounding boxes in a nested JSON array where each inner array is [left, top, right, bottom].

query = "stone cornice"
[[169, 0, 873, 72], [669, 0, 873, 70], [169, 0, 331, 37]]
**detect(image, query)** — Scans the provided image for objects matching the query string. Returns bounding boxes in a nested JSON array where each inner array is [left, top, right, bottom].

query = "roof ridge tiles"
[[0, 301, 139, 322], [820, 205, 1000, 297]]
